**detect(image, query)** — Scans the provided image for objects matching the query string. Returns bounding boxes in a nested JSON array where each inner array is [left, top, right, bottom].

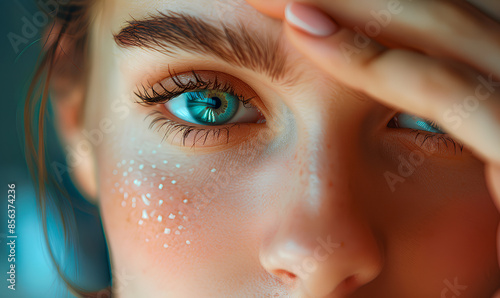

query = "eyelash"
[[413, 130, 464, 154], [135, 69, 257, 147]]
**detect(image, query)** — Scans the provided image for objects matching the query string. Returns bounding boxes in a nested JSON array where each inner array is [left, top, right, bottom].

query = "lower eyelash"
[[413, 130, 464, 154], [146, 111, 239, 147]]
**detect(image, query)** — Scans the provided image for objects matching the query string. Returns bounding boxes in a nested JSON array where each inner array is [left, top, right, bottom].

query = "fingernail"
[[285, 2, 339, 37]]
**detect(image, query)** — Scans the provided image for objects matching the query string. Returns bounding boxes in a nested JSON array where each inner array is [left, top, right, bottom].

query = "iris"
[[397, 114, 444, 134], [168, 90, 239, 125]]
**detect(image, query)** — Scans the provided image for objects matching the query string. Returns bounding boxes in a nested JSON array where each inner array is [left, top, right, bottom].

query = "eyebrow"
[[114, 11, 293, 84]]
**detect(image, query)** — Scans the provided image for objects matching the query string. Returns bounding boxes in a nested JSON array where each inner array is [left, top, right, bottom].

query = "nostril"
[[338, 274, 360, 294], [273, 269, 297, 285]]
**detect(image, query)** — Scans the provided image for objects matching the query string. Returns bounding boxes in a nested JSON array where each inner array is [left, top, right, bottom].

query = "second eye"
[[165, 89, 264, 126]]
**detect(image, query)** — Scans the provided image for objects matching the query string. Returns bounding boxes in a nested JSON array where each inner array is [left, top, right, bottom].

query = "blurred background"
[[1, 1, 110, 297]]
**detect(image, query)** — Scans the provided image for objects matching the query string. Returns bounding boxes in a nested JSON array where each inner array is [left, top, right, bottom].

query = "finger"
[[249, 0, 500, 79], [282, 16, 500, 164], [245, 0, 287, 19], [486, 163, 500, 211]]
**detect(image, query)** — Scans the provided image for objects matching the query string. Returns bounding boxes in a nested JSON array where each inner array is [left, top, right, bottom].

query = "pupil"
[[207, 97, 222, 109]]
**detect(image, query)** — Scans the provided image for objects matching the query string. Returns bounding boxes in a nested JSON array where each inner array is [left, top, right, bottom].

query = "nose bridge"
[[260, 125, 383, 296]]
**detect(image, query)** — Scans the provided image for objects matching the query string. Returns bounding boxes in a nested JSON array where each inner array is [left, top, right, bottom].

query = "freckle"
[[121, 201, 126, 207], [169, 213, 176, 219], [175, 231, 180, 235], [123, 172, 128, 177], [158, 215, 162, 222], [138, 220, 143, 225], [142, 209, 149, 219], [159, 200, 163, 206], [163, 244, 168, 248], [164, 228, 171, 234], [159, 184, 163, 190], [130, 160, 135, 165], [183, 199, 188, 203], [175, 164, 181, 168], [171, 180, 177, 184], [128, 167, 133, 172], [138, 150, 143, 155], [113, 170, 118, 175], [186, 240, 191, 245], [163, 160, 168, 164], [152, 164, 156, 169], [211, 168, 216, 173], [139, 164, 144, 170]]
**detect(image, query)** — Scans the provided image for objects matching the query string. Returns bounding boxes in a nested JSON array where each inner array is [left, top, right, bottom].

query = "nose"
[[260, 142, 384, 297]]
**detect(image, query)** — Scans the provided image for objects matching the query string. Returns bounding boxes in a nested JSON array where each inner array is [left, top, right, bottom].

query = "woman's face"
[[76, 0, 500, 296]]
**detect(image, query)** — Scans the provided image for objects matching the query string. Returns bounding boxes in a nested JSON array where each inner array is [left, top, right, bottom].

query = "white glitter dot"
[[159, 200, 163, 206], [175, 164, 181, 168], [163, 244, 168, 248], [119, 188, 124, 193], [141, 194, 150, 206], [146, 193, 151, 198], [175, 231, 180, 235], [211, 168, 216, 173], [138, 150, 143, 155], [171, 180, 177, 184], [164, 228, 170, 234], [183, 199, 188, 203], [158, 215, 162, 222], [161, 177, 166, 181], [124, 193, 129, 199], [152, 164, 156, 169], [186, 240, 191, 245], [132, 197, 136, 202], [139, 164, 144, 170], [152, 150, 157, 154], [138, 219, 143, 225], [159, 184, 163, 190], [116, 162, 122, 168], [145, 238, 149, 242], [178, 225, 183, 230], [121, 160, 126, 165], [183, 216, 188, 220], [121, 201, 126, 207], [163, 160, 168, 164], [113, 170, 118, 175], [123, 172, 128, 177], [130, 160, 135, 165], [132, 203, 136, 208], [114, 182, 120, 187], [168, 213, 175, 219], [142, 209, 149, 219], [128, 167, 133, 172], [178, 211, 183, 215], [134, 179, 141, 187]]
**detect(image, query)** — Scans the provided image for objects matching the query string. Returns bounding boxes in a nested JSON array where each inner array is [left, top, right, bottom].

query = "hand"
[[245, 0, 500, 296]]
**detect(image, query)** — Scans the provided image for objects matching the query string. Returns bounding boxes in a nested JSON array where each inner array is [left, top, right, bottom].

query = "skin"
[[52, 0, 500, 297]]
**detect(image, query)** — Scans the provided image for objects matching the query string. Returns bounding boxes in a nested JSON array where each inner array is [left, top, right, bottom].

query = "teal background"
[[0, 1, 111, 297]]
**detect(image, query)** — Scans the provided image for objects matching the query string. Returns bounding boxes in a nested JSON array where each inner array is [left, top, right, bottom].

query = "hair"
[[23, 0, 110, 297]]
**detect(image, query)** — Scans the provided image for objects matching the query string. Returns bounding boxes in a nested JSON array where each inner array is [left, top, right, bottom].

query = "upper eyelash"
[[134, 68, 255, 106]]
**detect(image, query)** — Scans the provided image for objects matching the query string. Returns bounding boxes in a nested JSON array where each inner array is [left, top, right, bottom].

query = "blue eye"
[[392, 113, 445, 134], [165, 89, 263, 126]]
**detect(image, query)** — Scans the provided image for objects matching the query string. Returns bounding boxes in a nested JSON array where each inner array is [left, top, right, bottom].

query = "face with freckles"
[[67, 0, 500, 297]]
